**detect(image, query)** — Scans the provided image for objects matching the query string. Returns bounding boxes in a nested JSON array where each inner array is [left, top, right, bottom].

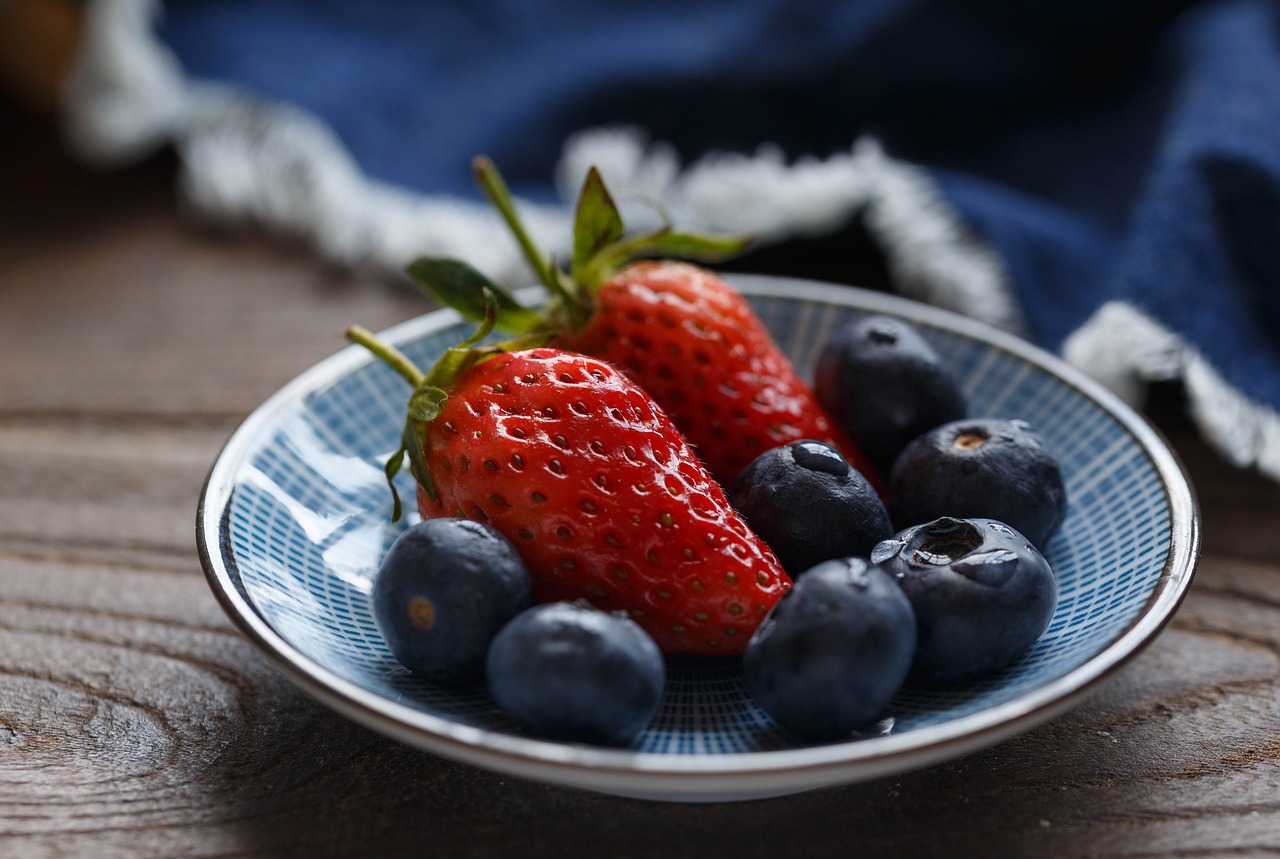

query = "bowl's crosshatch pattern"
[[204, 275, 1195, 798]]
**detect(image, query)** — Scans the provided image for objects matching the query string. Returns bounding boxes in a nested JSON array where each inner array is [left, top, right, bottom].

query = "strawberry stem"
[[345, 324, 440, 520], [472, 157, 558, 293], [345, 325, 426, 388], [471, 156, 589, 328]]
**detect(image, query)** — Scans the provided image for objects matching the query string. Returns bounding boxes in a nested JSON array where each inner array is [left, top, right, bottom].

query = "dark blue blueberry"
[[729, 440, 892, 578], [486, 602, 665, 747], [372, 518, 532, 687], [815, 315, 967, 476], [743, 557, 916, 742], [888, 418, 1067, 549], [872, 517, 1058, 684]]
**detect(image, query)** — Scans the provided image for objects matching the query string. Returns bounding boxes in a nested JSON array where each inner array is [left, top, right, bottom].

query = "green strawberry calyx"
[[406, 156, 752, 337], [346, 295, 548, 520]]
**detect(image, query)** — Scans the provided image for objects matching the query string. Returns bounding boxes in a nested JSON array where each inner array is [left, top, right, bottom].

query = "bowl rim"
[[196, 274, 1201, 800]]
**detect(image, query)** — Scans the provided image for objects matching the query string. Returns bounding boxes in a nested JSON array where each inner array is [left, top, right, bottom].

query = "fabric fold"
[[60, 0, 1280, 482]]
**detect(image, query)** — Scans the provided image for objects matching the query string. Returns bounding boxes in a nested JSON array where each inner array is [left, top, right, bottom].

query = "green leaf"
[[571, 167, 624, 286], [615, 228, 753, 263], [402, 417, 436, 504], [382, 444, 407, 522], [407, 384, 449, 423], [578, 228, 753, 287], [406, 258, 544, 335], [424, 341, 490, 390]]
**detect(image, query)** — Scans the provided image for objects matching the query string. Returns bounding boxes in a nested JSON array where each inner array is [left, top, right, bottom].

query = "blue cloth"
[[156, 0, 1280, 420]]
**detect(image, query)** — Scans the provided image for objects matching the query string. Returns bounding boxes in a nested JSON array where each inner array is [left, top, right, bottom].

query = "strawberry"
[[554, 260, 865, 484], [407, 158, 877, 488], [346, 323, 790, 656]]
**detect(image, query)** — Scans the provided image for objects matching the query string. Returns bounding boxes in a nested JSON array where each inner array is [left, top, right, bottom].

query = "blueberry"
[[815, 315, 967, 476], [486, 602, 665, 747], [872, 517, 1057, 684], [729, 440, 892, 578], [372, 518, 533, 686], [743, 557, 916, 742], [888, 418, 1066, 549]]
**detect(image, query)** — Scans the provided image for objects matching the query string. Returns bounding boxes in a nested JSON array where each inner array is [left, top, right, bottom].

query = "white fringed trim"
[[60, 0, 187, 164], [61, 0, 1018, 318], [1064, 301, 1280, 480], [557, 130, 1025, 333], [63, 0, 1280, 481], [60, 0, 567, 283]]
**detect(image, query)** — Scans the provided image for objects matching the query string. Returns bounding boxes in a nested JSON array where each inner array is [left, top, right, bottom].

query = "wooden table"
[[4, 99, 1279, 858]]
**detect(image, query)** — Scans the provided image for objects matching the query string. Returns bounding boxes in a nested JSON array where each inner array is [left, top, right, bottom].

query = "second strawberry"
[[408, 159, 878, 488]]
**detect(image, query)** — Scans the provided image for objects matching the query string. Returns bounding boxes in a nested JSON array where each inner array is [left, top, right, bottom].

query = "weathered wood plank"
[[1, 553, 1276, 859], [0, 211, 426, 419], [3, 102, 1280, 858]]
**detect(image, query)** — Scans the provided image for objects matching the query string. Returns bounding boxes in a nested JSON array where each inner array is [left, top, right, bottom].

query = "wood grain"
[[3, 103, 1280, 858]]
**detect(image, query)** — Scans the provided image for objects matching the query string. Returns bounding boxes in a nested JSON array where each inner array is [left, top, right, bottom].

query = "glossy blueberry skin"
[[888, 417, 1067, 549], [743, 557, 916, 743], [872, 517, 1058, 685], [729, 440, 892, 578], [486, 602, 665, 747], [372, 518, 533, 687], [815, 315, 967, 476]]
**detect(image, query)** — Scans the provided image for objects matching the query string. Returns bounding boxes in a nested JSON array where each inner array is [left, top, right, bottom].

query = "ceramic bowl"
[[197, 274, 1199, 802]]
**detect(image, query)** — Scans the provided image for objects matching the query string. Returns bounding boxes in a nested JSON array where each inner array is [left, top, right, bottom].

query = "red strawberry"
[[408, 158, 877, 488], [556, 259, 865, 484], [346, 325, 790, 656]]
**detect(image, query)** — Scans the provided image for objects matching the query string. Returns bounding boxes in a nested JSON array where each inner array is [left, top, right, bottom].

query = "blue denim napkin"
[[65, 0, 1280, 478]]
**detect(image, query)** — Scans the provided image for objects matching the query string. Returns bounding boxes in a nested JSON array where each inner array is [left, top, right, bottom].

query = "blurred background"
[[3, 0, 1278, 481], [3, 5, 1280, 854]]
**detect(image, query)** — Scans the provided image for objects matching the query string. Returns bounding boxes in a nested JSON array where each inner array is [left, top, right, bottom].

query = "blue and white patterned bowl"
[[197, 275, 1199, 802]]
